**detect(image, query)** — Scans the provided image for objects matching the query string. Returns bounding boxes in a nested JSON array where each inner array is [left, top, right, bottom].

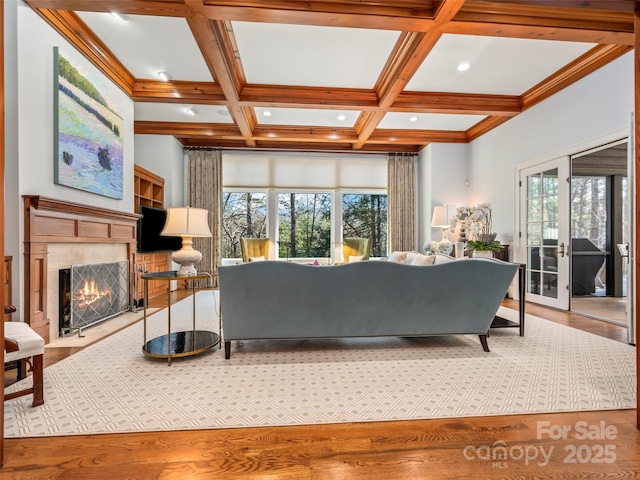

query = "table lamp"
[[161, 206, 212, 276], [431, 205, 456, 255]]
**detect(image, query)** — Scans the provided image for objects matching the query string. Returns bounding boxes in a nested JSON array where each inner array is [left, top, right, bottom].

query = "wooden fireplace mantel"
[[23, 195, 139, 343]]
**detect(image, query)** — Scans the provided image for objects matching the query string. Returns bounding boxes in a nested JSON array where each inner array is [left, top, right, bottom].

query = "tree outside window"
[[221, 192, 267, 258], [278, 193, 331, 259], [342, 194, 387, 257], [571, 176, 607, 249]]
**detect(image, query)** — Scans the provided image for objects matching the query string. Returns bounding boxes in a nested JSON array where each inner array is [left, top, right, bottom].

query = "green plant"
[[467, 240, 503, 252]]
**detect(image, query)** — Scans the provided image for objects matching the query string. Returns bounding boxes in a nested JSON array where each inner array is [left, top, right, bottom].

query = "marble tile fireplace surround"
[[23, 196, 139, 343]]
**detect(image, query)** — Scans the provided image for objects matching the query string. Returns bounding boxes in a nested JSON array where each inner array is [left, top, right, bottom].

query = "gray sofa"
[[218, 258, 519, 359]]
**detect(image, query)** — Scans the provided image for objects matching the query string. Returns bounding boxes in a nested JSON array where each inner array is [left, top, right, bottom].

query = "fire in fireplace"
[[59, 261, 130, 336]]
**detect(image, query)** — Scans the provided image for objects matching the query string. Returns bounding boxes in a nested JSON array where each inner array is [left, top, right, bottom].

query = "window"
[[342, 193, 387, 257], [277, 193, 331, 259], [221, 192, 267, 258]]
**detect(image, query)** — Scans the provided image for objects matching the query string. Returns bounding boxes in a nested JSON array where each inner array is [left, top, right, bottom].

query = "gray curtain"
[[187, 148, 222, 287], [387, 152, 417, 252]]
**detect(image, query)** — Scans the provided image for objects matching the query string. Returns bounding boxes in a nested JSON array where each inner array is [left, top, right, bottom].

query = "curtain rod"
[[183, 146, 415, 156]]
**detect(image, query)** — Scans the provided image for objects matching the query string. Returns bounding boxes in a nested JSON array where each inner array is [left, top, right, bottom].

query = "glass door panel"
[[520, 158, 570, 309]]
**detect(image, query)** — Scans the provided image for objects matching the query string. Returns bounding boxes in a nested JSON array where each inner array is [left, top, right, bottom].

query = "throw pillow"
[[249, 256, 265, 262], [388, 251, 408, 263], [348, 255, 364, 263], [411, 254, 436, 266], [433, 254, 454, 265], [404, 251, 421, 264]]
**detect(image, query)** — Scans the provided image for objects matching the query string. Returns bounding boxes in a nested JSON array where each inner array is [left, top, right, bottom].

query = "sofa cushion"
[[404, 251, 422, 264], [249, 255, 265, 262], [411, 254, 436, 266], [388, 251, 408, 263], [348, 255, 364, 263], [433, 254, 455, 264]]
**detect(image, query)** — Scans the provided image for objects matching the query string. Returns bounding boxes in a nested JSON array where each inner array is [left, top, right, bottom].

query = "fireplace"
[[59, 261, 130, 336]]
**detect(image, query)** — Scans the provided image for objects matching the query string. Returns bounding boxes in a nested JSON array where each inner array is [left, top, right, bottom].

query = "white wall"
[[468, 52, 633, 249], [134, 135, 185, 207], [417, 143, 468, 251]]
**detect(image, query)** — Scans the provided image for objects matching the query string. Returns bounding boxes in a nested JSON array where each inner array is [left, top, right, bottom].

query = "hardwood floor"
[[2, 292, 638, 479]]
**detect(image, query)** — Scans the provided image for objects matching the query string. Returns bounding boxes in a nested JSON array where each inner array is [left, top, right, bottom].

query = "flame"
[[76, 279, 112, 308]]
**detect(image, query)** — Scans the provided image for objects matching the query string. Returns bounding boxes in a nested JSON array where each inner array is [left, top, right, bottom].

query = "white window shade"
[[223, 152, 387, 189]]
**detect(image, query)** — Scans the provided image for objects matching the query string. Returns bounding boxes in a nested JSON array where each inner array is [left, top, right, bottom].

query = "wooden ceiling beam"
[[187, 15, 255, 146], [442, 20, 634, 45], [460, 1, 635, 20], [135, 121, 243, 139], [252, 126, 358, 143], [23, 0, 196, 17], [466, 116, 511, 142], [354, 25, 447, 149], [369, 129, 467, 144], [392, 92, 521, 116], [32, 9, 135, 95], [240, 85, 379, 110], [433, 0, 466, 25], [132, 80, 225, 103], [199, 1, 437, 32]]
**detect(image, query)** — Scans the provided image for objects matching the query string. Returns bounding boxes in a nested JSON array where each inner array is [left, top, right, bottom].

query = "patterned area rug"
[[4, 291, 636, 437]]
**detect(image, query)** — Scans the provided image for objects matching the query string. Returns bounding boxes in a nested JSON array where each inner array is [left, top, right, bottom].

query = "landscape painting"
[[54, 47, 124, 199]]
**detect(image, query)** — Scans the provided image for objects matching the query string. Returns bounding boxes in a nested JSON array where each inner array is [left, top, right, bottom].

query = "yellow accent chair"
[[240, 238, 270, 263], [343, 237, 372, 263]]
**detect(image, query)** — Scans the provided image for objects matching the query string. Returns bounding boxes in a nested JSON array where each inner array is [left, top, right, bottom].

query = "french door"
[[519, 157, 571, 309]]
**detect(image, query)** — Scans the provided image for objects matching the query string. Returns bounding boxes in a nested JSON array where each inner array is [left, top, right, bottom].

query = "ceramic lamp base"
[[171, 237, 203, 276]]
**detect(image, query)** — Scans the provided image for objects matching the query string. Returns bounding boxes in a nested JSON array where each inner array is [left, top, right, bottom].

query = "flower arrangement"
[[450, 203, 501, 251], [424, 240, 441, 255]]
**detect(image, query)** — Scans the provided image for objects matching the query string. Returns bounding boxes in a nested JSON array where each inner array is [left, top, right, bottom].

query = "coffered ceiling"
[[24, 1, 635, 153]]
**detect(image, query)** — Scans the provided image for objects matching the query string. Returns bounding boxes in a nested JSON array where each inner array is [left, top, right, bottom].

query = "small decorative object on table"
[[450, 206, 473, 243]]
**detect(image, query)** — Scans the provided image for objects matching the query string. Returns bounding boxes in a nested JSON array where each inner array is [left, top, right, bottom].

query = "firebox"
[[59, 261, 130, 336]]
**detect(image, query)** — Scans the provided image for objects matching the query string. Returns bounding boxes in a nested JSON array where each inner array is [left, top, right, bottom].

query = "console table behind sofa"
[[218, 259, 519, 359]]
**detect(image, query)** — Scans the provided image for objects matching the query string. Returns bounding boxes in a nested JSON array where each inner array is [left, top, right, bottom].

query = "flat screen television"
[[136, 205, 183, 253]]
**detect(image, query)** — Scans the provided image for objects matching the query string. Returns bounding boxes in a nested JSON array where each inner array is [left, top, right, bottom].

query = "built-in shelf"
[[133, 165, 170, 303], [134, 165, 165, 212]]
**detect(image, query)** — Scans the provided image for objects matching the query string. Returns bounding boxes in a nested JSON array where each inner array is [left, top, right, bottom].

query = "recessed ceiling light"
[[409, 116, 418, 122], [267, 133, 277, 138], [110, 12, 129, 22], [185, 107, 196, 116], [329, 133, 339, 140], [217, 110, 230, 116], [263, 111, 272, 117], [157, 71, 171, 82], [457, 62, 470, 72], [337, 114, 346, 121]]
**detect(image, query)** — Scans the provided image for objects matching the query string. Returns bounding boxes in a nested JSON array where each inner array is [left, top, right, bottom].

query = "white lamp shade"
[[431, 205, 456, 228], [161, 207, 212, 237]]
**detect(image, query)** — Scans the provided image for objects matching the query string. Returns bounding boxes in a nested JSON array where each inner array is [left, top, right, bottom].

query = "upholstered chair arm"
[[4, 305, 20, 352], [4, 335, 19, 353]]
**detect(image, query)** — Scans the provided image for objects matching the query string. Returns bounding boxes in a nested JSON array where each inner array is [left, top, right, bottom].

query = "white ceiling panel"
[[77, 12, 213, 82], [254, 107, 359, 127], [406, 34, 597, 95], [232, 21, 400, 89], [135, 103, 231, 123], [378, 112, 486, 130]]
